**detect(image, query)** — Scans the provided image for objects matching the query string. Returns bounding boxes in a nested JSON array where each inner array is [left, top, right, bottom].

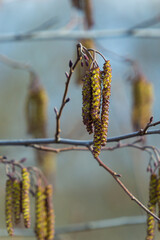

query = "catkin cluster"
[[145, 172, 160, 240], [82, 61, 112, 157], [5, 168, 55, 240], [5, 168, 31, 236], [132, 74, 153, 131]]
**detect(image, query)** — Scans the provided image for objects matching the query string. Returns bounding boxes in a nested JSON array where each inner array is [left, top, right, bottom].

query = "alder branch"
[[0, 127, 160, 147], [1, 28, 160, 43], [88, 146, 160, 222]]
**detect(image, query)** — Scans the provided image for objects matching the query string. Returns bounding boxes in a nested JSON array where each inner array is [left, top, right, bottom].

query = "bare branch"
[[55, 45, 82, 141], [0, 127, 160, 147], [88, 146, 160, 222]]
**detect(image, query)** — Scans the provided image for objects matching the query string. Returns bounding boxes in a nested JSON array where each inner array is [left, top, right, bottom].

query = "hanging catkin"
[[101, 60, 112, 146], [146, 173, 157, 240], [132, 74, 153, 130], [82, 71, 93, 134], [5, 179, 14, 236], [21, 168, 31, 228]]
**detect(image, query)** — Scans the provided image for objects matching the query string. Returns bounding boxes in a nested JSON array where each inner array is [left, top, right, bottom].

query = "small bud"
[[65, 98, 70, 103], [81, 61, 84, 67], [84, 54, 89, 61], [69, 60, 73, 68], [54, 107, 58, 116], [85, 60, 89, 67], [150, 116, 153, 123], [65, 72, 69, 78]]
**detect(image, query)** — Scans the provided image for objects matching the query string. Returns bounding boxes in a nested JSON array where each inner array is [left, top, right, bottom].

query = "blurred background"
[[0, 0, 160, 239]]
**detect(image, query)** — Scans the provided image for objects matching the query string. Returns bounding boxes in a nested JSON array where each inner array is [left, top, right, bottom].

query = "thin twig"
[[55, 45, 82, 141]]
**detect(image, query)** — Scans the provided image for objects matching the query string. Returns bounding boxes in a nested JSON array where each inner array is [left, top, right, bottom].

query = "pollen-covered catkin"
[[45, 185, 55, 240], [132, 74, 153, 130], [35, 185, 47, 240], [5, 179, 14, 236], [101, 60, 112, 146], [12, 179, 21, 224], [90, 67, 102, 157], [90, 67, 101, 121], [146, 173, 157, 240], [21, 168, 31, 228], [82, 72, 93, 134]]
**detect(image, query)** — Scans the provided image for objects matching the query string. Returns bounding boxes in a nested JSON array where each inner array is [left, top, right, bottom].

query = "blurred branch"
[[0, 54, 36, 75], [56, 215, 146, 234], [1, 28, 160, 43], [0, 215, 146, 236]]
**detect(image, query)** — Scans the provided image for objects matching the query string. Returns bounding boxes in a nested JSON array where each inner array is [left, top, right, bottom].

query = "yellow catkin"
[[35, 185, 47, 240], [82, 71, 93, 134], [21, 168, 31, 228], [5, 179, 14, 236], [146, 173, 157, 240], [101, 60, 112, 146], [25, 86, 48, 138], [90, 67, 101, 121], [76, 39, 95, 85], [132, 74, 153, 130], [90, 67, 102, 157], [12, 179, 21, 224], [45, 185, 55, 240], [157, 169, 160, 231]]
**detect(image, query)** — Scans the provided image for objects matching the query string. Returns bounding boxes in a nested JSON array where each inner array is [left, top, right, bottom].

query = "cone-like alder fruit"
[[21, 168, 31, 228], [26, 85, 48, 138], [132, 74, 153, 130], [5, 179, 14, 236], [146, 173, 157, 240]]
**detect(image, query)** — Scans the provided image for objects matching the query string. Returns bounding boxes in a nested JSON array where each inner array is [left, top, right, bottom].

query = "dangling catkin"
[[82, 71, 93, 134], [21, 168, 31, 228], [26, 85, 48, 138], [132, 74, 153, 130], [90, 67, 102, 157], [5, 179, 14, 236], [101, 60, 112, 146], [146, 173, 157, 240], [12, 179, 21, 224], [35, 185, 47, 240], [45, 185, 55, 240]]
